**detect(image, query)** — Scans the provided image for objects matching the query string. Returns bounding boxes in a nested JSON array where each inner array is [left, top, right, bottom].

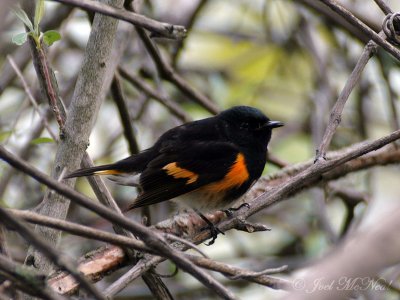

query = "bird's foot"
[[201, 223, 225, 246], [223, 202, 250, 217], [196, 211, 224, 246]]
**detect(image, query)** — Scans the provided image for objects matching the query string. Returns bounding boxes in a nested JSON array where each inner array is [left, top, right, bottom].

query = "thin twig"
[[111, 74, 139, 154], [118, 66, 192, 122], [49, 0, 187, 40], [35, 45, 65, 133], [6, 55, 58, 141], [6, 209, 151, 253], [315, 40, 377, 161], [376, 55, 400, 132], [171, 0, 209, 66], [185, 254, 290, 289], [373, 0, 393, 15], [228, 265, 288, 280]]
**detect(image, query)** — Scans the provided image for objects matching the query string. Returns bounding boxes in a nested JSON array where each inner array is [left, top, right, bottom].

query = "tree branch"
[[48, 0, 187, 40]]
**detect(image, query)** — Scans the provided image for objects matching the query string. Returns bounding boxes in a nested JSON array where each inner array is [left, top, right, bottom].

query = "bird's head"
[[218, 106, 284, 150]]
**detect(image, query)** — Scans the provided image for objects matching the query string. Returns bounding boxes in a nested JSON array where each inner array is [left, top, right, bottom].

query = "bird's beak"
[[266, 120, 284, 129]]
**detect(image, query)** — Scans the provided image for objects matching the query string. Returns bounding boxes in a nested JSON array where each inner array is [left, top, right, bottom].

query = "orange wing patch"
[[94, 170, 124, 175], [163, 162, 199, 184], [204, 153, 249, 193]]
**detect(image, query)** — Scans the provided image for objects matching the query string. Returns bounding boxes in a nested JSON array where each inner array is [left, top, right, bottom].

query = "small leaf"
[[12, 32, 28, 45], [34, 0, 45, 34], [42, 30, 61, 46], [31, 137, 55, 145], [13, 8, 34, 32]]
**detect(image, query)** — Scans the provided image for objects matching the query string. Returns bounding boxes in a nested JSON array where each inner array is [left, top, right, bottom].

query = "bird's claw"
[[223, 202, 250, 217], [201, 223, 225, 246]]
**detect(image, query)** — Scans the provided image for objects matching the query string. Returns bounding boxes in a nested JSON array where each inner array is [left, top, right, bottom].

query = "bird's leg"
[[195, 210, 224, 246], [223, 202, 250, 217]]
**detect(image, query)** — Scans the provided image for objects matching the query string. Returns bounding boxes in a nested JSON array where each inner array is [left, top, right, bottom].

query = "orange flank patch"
[[204, 153, 249, 193], [163, 162, 199, 184], [94, 170, 124, 175]]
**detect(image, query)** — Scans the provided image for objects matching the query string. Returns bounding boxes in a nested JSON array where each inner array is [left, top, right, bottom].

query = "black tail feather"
[[65, 150, 156, 179], [64, 164, 120, 179]]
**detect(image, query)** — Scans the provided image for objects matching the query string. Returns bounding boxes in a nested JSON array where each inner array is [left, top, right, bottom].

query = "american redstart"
[[66, 106, 283, 244]]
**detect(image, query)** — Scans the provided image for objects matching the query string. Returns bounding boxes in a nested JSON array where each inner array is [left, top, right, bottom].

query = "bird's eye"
[[240, 122, 249, 129]]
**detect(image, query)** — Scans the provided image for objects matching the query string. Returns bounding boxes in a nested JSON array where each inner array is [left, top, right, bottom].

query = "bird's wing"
[[127, 141, 249, 210]]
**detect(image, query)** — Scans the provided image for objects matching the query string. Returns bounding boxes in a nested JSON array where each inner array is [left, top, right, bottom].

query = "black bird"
[[66, 106, 283, 244]]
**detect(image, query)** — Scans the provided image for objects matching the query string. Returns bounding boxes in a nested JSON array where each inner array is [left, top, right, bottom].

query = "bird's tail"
[[65, 150, 155, 179], [64, 163, 125, 179]]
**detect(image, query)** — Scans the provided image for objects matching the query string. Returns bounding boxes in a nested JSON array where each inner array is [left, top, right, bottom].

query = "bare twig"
[[375, 56, 399, 132], [111, 74, 139, 154], [118, 66, 192, 122], [48, 0, 187, 40], [6, 55, 58, 141], [34, 45, 65, 133], [373, 0, 393, 15], [6, 209, 150, 253], [171, 0, 209, 66], [185, 254, 290, 289], [315, 40, 377, 161], [228, 265, 288, 280]]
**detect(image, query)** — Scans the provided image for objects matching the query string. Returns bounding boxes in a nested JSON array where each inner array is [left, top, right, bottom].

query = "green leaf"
[[31, 137, 55, 145], [42, 30, 61, 46], [13, 8, 34, 32], [34, 0, 45, 34], [12, 32, 28, 45]]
